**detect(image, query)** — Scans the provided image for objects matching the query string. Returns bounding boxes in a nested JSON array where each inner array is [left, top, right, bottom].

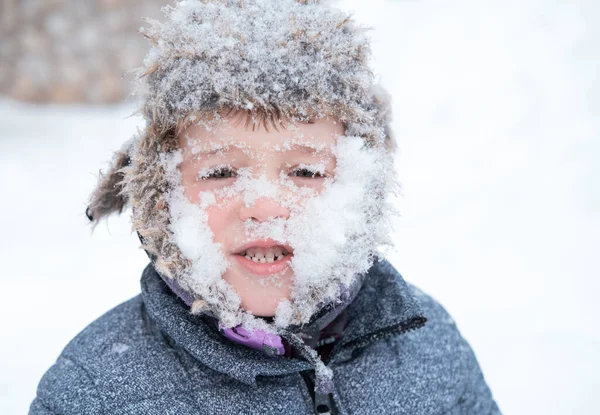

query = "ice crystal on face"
[[206, 167, 280, 207], [248, 136, 394, 327], [161, 151, 242, 322], [293, 162, 326, 177], [162, 131, 395, 331], [244, 217, 288, 246], [274, 299, 294, 328], [198, 191, 216, 209]]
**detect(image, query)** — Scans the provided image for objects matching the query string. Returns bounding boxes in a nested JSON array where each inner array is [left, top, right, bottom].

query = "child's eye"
[[198, 166, 237, 180], [290, 167, 326, 179]]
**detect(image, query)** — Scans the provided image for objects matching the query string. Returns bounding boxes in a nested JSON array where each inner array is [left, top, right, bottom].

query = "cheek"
[[204, 201, 237, 244], [206, 206, 224, 236], [180, 175, 238, 243], [283, 182, 330, 213]]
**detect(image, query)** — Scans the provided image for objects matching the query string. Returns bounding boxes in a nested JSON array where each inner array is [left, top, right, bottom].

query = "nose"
[[238, 197, 290, 222]]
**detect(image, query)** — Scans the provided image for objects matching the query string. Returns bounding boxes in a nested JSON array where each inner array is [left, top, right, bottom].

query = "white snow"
[[0, 0, 599, 414], [137, 0, 374, 127], [162, 129, 391, 331], [277, 137, 393, 326]]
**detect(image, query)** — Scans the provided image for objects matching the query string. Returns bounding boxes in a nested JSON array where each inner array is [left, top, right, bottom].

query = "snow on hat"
[[136, 0, 393, 139], [86, 0, 396, 391], [88, 0, 394, 289]]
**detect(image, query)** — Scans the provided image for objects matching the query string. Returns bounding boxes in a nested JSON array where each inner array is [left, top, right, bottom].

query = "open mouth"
[[232, 241, 294, 276], [237, 246, 291, 263]]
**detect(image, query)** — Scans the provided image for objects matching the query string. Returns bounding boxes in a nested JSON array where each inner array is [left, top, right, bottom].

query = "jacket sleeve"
[[445, 316, 502, 415], [452, 349, 502, 414], [410, 284, 502, 415], [29, 356, 103, 415]]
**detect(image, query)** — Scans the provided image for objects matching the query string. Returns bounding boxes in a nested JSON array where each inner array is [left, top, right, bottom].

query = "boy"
[[30, 1, 500, 414]]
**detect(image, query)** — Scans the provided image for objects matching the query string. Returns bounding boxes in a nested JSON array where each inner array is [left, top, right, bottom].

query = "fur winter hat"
[[87, 0, 394, 326]]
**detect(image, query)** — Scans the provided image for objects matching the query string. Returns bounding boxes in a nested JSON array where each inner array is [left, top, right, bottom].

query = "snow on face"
[[162, 114, 393, 331]]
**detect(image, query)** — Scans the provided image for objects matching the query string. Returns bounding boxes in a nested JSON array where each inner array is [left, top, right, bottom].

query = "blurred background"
[[0, 0, 162, 103], [1, 0, 598, 413]]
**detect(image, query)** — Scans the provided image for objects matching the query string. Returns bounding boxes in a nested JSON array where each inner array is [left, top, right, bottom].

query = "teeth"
[[240, 246, 291, 262]]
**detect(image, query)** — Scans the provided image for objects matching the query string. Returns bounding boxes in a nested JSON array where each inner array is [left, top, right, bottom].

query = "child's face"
[[177, 116, 344, 317]]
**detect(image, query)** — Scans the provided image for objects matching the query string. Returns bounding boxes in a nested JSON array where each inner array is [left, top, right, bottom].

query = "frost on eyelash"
[[294, 162, 326, 176], [196, 164, 243, 181], [197, 164, 233, 180]]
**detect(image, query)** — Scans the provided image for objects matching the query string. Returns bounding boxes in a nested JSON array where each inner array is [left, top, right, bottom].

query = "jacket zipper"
[[301, 370, 337, 415], [333, 316, 427, 357], [298, 316, 427, 414]]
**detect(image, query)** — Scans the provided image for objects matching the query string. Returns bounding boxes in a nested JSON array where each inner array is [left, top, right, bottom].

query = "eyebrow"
[[288, 144, 334, 157], [199, 147, 235, 157], [194, 143, 334, 158], [193, 144, 246, 157]]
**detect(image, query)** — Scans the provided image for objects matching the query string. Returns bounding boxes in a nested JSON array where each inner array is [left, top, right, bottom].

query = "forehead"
[[178, 116, 345, 156]]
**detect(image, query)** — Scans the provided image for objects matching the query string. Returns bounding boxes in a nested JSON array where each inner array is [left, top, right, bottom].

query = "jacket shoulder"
[[401, 283, 482, 374], [29, 354, 103, 414], [402, 283, 501, 414], [30, 297, 145, 414], [406, 284, 464, 338], [31, 296, 194, 414], [60, 295, 149, 362]]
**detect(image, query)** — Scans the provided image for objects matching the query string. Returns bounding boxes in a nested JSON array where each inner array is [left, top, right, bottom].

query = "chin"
[[240, 295, 285, 317], [223, 268, 293, 317], [246, 309, 277, 318]]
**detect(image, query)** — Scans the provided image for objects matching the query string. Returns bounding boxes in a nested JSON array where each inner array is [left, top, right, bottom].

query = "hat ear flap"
[[371, 84, 396, 153], [86, 144, 132, 224]]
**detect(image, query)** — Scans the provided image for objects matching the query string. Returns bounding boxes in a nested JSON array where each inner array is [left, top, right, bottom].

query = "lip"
[[231, 254, 292, 276], [232, 239, 294, 256], [231, 239, 293, 276]]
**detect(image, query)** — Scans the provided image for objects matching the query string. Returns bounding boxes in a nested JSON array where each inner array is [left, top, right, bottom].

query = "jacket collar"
[[141, 257, 427, 387]]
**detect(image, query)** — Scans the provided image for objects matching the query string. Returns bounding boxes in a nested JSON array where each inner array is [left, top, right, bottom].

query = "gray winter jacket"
[[29, 259, 501, 414]]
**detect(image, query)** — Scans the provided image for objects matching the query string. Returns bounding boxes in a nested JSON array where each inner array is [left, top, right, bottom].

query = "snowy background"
[[1, 0, 599, 413]]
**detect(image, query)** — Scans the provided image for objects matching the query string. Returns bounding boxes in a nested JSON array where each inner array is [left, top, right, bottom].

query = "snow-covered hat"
[[87, 0, 396, 390], [138, 0, 394, 145]]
